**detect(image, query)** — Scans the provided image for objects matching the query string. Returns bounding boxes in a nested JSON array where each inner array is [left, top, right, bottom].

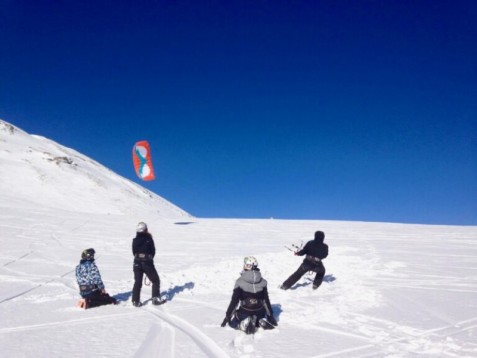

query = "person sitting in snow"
[[280, 230, 329, 290], [221, 256, 277, 334], [131, 222, 165, 307], [75, 248, 118, 309]]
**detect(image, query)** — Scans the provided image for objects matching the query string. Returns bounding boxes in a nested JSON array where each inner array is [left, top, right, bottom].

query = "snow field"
[[2, 208, 476, 357]]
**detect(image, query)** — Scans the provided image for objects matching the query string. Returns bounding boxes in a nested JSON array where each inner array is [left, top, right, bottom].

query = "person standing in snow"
[[75, 248, 118, 309], [221, 256, 277, 334], [131, 222, 164, 307], [280, 230, 329, 290]]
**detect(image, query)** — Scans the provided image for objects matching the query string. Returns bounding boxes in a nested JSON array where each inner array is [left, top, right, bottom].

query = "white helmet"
[[136, 222, 148, 233], [243, 256, 258, 270]]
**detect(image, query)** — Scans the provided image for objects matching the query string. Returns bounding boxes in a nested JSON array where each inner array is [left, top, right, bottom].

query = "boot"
[[152, 296, 166, 305], [240, 316, 257, 335], [247, 315, 257, 334]]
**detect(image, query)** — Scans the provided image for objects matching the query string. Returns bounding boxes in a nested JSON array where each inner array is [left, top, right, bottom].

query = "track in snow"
[[142, 305, 230, 358]]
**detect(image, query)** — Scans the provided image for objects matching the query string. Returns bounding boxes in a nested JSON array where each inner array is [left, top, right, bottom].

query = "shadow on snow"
[[290, 274, 336, 290], [112, 282, 195, 303]]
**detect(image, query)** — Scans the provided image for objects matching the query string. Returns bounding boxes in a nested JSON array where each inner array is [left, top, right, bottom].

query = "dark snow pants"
[[282, 261, 325, 289], [230, 306, 272, 333], [233, 306, 267, 325], [83, 291, 117, 309], [132, 260, 160, 303]]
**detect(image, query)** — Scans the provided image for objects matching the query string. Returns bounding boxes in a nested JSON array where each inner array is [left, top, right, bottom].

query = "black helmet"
[[81, 248, 95, 261]]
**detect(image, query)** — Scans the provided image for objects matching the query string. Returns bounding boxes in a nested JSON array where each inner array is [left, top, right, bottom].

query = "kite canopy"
[[132, 140, 155, 181]]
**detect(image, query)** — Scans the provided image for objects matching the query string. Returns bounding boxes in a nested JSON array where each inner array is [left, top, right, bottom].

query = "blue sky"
[[1, 1, 476, 225]]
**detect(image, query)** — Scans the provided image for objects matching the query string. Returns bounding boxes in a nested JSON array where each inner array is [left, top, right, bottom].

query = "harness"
[[240, 297, 264, 311], [306, 254, 321, 263], [79, 284, 97, 292], [79, 284, 99, 298], [135, 253, 153, 261]]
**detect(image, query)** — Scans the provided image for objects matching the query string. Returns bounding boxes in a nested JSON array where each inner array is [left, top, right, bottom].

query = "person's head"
[[81, 248, 95, 261], [136, 222, 148, 233], [314, 231, 325, 242], [243, 256, 258, 271]]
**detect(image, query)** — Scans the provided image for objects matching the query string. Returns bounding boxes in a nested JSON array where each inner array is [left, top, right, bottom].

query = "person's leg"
[[234, 308, 255, 333], [281, 263, 309, 289], [235, 308, 249, 322], [239, 315, 257, 334], [228, 310, 241, 329], [257, 307, 275, 329], [98, 292, 118, 305], [312, 263, 326, 289], [132, 262, 144, 303], [245, 315, 257, 334], [87, 291, 117, 308], [86, 291, 105, 308], [144, 262, 161, 298]]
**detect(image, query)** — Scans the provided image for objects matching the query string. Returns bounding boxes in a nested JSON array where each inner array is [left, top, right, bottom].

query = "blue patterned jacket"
[[75, 260, 105, 297]]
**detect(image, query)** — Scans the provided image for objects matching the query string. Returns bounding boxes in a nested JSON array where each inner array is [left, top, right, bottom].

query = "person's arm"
[[75, 264, 84, 286], [263, 287, 278, 325], [92, 263, 105, 290], [150, 235, 156, 258], [263, 287, 273, 315], [225, 287, 241, 317], [221, 286, 241, 326], [295, 241, 310, 256]]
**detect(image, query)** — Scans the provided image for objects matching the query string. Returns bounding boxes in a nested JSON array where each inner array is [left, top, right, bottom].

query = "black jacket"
[[296, 236, 328, 262], [132, 232, 156, 259]]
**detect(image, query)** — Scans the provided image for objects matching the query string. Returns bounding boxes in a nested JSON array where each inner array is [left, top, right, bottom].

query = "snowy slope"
[[1, 119, 477, 358], [0, 119, 189, 218]]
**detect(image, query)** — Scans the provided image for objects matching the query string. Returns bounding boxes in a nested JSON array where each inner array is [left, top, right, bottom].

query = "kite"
[[132, 140, 155, 181]]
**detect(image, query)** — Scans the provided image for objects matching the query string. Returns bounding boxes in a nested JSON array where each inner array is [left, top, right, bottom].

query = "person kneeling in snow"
[[75, 248, 118, 309], [221, 256, 277, 334]]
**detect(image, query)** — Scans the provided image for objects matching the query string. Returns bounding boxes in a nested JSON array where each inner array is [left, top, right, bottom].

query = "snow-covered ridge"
[[0, 119, 190, 218]]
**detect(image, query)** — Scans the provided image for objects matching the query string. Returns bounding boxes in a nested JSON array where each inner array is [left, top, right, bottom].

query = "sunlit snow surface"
[[1, 120, 476, 357]]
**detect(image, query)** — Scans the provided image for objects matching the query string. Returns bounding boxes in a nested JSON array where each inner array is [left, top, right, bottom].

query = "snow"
[[1, 119, 477, 358]]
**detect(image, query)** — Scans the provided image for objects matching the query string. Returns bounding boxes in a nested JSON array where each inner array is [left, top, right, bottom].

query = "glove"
[[267, 315, 278, 326], [221, 316, 230, 327]]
